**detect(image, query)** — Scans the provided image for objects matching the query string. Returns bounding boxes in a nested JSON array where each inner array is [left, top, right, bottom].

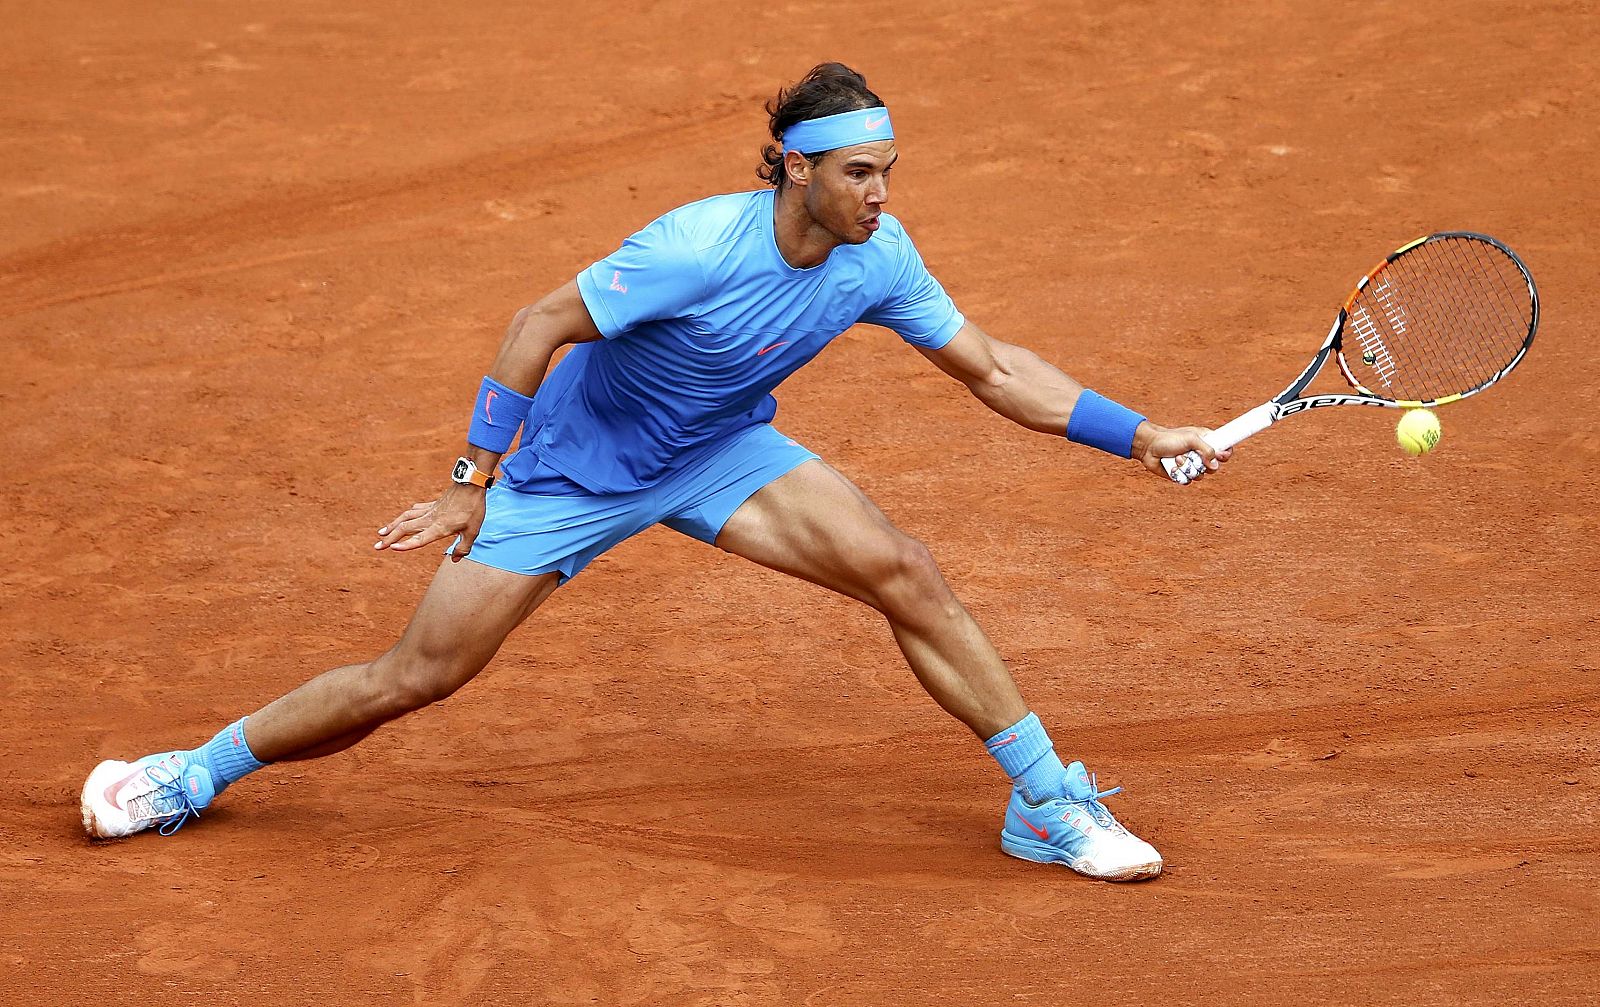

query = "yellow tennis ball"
[[1396, 408, 1441, 456]]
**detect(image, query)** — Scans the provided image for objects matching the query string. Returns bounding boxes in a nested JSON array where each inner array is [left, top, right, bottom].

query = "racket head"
[[1332, 232, 1538, 407]]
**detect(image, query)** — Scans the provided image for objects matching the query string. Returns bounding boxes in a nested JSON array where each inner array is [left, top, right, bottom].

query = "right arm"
[[375, 280, 603, 557]]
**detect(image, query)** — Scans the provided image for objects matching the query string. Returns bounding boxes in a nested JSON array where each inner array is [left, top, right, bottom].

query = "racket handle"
[[1161, 402, 1277, 483]]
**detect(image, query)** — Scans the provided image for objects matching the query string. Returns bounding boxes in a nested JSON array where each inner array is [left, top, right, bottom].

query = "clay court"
[[4, 1, 1598, 1003]]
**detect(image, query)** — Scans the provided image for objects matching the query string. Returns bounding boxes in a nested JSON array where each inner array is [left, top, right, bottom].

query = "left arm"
[[917, 321, 1229, 479]]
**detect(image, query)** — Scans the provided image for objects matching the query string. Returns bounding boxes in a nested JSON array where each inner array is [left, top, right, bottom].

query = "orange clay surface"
[[4, 2, 1598, 1004]]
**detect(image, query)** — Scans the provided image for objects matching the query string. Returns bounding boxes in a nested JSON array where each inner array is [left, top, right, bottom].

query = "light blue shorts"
[[462, 423, 817, 584]]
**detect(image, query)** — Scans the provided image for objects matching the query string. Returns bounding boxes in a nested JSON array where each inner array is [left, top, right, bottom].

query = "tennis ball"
[[1396, 408, 1441, 456]]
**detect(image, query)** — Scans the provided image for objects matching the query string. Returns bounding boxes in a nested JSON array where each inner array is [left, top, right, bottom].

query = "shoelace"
[[1072, 772, 1124, 830], [143, 760, 203, 836]]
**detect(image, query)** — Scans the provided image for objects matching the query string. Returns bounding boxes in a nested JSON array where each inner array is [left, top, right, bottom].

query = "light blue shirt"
[[501, 188, 964, 494]]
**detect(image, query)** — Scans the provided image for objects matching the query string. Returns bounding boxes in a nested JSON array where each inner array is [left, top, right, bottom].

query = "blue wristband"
[[467, 376, 534, 454], [1065, 389, 1147, 458]]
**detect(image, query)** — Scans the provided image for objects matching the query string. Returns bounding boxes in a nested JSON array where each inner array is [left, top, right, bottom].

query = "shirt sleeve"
[[575, 213, 706, 339], [860, 228, 965, 350]]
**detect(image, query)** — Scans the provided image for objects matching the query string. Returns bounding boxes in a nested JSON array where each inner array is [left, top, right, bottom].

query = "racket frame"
[[1162, 231, 1538, 481]]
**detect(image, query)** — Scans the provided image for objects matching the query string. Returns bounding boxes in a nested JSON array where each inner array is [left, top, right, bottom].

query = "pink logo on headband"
[[781, 107, 894, 153]]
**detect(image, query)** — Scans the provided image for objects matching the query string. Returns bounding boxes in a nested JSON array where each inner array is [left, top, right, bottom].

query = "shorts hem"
[[454, 547, 579, 586]]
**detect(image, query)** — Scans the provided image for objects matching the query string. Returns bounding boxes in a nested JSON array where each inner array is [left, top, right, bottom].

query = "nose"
[[866, 174, 888, 207]]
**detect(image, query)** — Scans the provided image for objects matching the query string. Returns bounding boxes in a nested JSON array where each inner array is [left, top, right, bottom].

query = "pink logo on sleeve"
[[609, 270, 628, 294]]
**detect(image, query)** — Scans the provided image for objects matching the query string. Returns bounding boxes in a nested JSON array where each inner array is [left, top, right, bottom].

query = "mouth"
[[860, 215, 880, 232]]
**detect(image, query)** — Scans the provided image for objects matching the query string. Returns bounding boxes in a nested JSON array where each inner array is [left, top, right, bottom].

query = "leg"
[[712, 459, 1161, 881], [81, 558, 559, 839], [248, 558, 560, 761], [713, 459, 1026, 739]]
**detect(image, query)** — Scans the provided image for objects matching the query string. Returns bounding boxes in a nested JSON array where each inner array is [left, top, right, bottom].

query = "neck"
[[771, 186, 841, 269]]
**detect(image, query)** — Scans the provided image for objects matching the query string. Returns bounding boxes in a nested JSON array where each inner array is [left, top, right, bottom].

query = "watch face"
[[452, 459, 470, 481]]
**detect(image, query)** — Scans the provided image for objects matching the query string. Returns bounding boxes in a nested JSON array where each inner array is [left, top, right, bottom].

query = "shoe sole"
[[1000, 832, 1162, 882]]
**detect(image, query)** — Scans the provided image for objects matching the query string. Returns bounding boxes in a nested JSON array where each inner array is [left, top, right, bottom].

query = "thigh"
[[656, 424, 818, 544], [712, 458, 921, 606], [392, 556, 561, 683]]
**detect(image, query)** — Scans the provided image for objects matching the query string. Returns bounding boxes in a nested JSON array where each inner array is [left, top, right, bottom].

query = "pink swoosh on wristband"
[[485, 390, 498, 424]]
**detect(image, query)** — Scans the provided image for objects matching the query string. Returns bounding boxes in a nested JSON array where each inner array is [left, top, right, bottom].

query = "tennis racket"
[[1164, 231, 1539, 483]]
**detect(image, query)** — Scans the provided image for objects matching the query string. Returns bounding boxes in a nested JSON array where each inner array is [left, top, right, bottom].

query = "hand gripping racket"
[[1163, 231, 1539, 483]]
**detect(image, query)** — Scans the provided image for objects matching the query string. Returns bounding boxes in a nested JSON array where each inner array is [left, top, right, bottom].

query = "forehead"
[[828, 140, 897, 168]]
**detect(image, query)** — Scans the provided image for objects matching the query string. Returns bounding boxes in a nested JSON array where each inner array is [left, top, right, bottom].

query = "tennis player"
[[80, 63, 1226, 881]]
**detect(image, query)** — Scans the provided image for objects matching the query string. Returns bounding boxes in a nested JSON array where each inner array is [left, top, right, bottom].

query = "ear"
[[783, 149, 814, 187]]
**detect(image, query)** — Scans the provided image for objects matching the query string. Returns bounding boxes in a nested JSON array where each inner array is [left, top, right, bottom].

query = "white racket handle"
[[1161, 402, 1277, 483]]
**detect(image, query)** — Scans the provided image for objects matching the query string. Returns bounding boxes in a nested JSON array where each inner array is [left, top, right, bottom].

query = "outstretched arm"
[[916, 321, 1229, 479], [377, 280, 604, 556]]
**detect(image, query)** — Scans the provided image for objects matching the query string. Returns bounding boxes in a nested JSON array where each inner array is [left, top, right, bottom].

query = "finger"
[[450, 502, 488, 563], [1188, 434, 1219, 465], [387, 524, 448, 553], [377, 502, 432, 538], [375, 514, 431, 550], [385, 501, 434, 528], [1198, 442, 1235, 471]]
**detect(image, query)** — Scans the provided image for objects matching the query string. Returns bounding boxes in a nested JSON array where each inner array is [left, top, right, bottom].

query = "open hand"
[[374, 483, 487, 560]]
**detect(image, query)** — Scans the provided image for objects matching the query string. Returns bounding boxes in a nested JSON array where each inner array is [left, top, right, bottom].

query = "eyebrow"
[[843, 153, 899, 170]]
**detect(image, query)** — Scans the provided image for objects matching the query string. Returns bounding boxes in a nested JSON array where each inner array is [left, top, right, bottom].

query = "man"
[[81, 63, 1226, 882]]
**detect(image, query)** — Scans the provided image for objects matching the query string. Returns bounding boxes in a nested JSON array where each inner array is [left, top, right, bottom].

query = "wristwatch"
[[451, 456, 495, 490]]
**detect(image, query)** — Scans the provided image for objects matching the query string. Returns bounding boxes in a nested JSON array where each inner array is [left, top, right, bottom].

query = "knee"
[[366, 646, 479, 716], [867, 536, 956, 621]]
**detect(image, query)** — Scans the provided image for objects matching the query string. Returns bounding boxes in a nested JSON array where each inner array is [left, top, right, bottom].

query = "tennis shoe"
[[1000, 760, 1162, 881], [80, 751, 215, 840]]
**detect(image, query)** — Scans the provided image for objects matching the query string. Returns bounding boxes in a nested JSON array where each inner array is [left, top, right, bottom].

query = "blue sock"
[[984, 712, 1066, 803], [190, 717, 268, 795]]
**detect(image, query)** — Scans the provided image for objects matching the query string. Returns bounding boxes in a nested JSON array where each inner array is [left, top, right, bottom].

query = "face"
[[793, 140, 897, 244]]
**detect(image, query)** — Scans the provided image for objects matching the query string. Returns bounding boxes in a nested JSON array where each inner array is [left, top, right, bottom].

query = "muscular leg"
[[710, 460, 1163, 881], [713, 460, 1027, 739], [246, 559, 560, 762]]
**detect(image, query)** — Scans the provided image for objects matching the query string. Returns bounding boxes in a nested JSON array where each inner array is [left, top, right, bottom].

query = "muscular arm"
[[916, 322, 1084, 434], [917, 321, 1226, 477], [378, 280, 603, 554], [465, 280, 604, 473]]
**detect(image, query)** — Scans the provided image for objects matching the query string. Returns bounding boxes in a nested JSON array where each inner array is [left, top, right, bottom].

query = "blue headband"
[[781, 107, 894, 154]]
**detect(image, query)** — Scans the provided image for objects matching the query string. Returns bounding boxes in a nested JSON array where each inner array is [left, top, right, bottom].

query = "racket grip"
[[1161, 403, 1277, 483]]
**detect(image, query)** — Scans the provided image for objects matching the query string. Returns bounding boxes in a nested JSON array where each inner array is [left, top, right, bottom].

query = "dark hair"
[[757, 62, 885, 189]]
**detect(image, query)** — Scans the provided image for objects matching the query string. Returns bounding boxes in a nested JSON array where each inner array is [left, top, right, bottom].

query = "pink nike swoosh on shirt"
[[756, 341, 791, 356]]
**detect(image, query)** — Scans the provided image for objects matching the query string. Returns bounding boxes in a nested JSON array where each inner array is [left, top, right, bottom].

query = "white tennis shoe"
[[999, 760, 1163, 881], [81, 753, 215, 839]]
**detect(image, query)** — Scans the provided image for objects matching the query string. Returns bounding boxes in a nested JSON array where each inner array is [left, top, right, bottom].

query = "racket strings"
[[1342, 236, 1533, 402], [1372, 239, 1525, 395]]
